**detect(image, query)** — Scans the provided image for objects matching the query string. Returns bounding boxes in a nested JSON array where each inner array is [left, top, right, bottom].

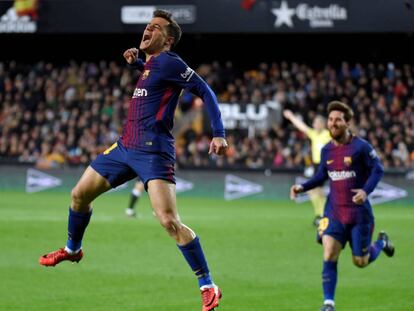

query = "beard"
[[329, 126, 345, 140]]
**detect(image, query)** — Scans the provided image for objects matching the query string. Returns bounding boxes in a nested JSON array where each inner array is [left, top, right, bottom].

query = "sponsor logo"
[[180, 67, 194, 81], [132, 88, 148, 98], [326, 160, 334, 165], [271, 1, 347, 29], [272, 1, 295, 27], [141, 70, 150, 80], [0, 0, 38, 33], [218, 102, 276, 130], [328, 170, 356, 181], [121, 5, 196, 24]]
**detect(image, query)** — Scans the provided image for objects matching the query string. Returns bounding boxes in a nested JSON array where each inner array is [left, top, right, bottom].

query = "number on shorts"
[[318, 217, 329, 237]]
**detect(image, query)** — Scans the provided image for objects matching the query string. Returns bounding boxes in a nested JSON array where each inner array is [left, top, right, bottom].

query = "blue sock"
[[368, 239, 385, 264], [322, 261, 338, 301], [178, 236, 213, 288], [66, 208, 92, 252]]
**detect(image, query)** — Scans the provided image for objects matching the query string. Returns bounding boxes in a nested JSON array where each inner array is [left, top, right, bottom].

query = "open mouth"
[[142, 33, 151, 44]]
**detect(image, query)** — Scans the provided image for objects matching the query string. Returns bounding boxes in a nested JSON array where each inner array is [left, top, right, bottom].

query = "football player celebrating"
[[39, 10, 226, 311], [290, 101, 395, 311]]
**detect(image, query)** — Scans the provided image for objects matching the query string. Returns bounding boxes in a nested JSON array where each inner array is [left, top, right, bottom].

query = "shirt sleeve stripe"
[[186, 70, 195, 82]]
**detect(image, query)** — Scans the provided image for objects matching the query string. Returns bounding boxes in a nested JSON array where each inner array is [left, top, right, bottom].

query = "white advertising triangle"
[[176, 177, 194, 193], [107, 177, 194, 194], [107, 181, 129, 193], [369, 182, 407, 204], [293, 176, 325, 203], [225, 174, 263, 201], [26, 168, 62, 193]]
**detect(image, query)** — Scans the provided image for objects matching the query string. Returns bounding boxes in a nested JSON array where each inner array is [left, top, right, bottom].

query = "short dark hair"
[[153, 9, 182, 48], [327, 101, 354, 122]]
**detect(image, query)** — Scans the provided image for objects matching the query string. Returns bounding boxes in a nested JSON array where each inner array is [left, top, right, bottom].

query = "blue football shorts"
[[317, 217, 374, 257], [91, 141, 175, 190]]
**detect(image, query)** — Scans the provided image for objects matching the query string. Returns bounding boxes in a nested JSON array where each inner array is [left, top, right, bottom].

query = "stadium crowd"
[[0, 60, 413, 170]]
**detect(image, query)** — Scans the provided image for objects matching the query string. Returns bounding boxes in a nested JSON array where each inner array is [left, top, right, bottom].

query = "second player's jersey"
[[121, 51, 225, 154], [302, 136, 384, 224], [306, 128, 331, 164]]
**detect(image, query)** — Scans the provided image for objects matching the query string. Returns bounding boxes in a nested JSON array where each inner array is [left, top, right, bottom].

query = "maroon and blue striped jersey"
[[302, 136, 384, 224], [121, 51, 225, 154]]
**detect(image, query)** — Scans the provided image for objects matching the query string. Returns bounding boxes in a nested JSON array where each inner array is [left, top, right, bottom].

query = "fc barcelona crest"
[[141, 70, 150, 80], [344, 156, 352, 166]]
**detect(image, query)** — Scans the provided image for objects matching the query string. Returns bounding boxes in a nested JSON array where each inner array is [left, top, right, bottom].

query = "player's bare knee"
[[158, 214, 178, 234], [353, 257, 368, 268], [71, 187, 82, 204], [71, 187, 88, 210], [159, 217, 174, 229], [354, 262, 367, 268], [323, 251, 338, 261]]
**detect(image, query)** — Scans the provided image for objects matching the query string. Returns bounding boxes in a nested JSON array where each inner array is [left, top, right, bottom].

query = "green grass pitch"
[[1, 191, 413, 311]]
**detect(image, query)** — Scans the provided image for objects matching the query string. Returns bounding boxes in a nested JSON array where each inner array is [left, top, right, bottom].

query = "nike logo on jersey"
[[326, 160, 334, 165]]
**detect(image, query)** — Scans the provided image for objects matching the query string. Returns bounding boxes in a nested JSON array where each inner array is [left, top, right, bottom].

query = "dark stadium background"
[[4, 33, 414, 65]]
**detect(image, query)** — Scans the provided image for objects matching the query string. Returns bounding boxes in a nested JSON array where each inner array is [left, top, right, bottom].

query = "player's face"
[[313, 117, 325, 131], [140, 17, 171, 54], [327, 110, 348, 140]]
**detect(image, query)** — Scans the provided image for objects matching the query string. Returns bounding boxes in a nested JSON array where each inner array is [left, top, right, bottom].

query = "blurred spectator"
[[35, 142, 66, 169]]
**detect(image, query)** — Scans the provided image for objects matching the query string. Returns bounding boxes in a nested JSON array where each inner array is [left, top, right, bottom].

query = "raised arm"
[[283, 109, 311, 134], [123, 47, 145, 71]]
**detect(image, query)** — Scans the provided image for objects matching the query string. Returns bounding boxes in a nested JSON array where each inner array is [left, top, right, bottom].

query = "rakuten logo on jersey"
[[328, 170, 356, 181], [132, 88, 148, 98]]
